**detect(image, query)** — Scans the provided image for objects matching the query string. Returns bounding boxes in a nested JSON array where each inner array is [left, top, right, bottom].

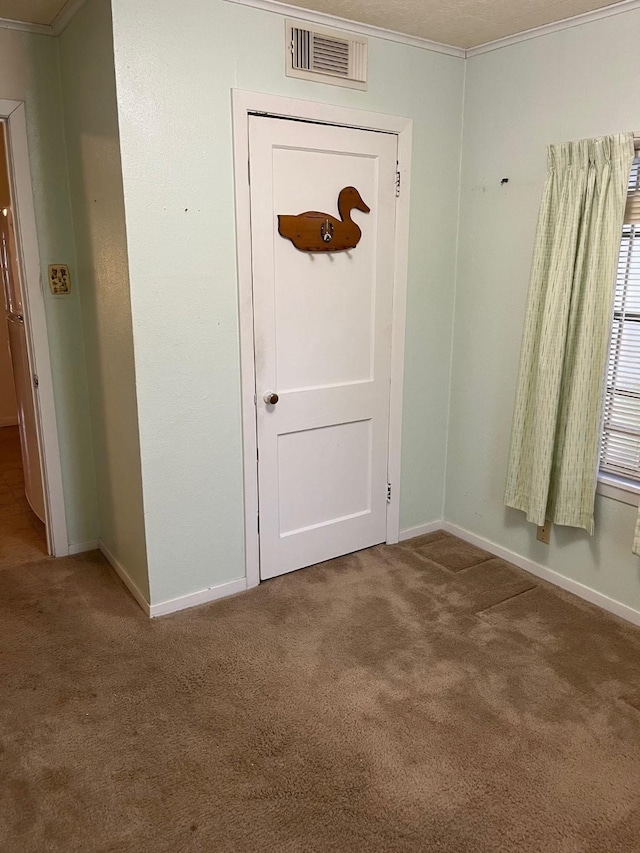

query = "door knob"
[[263, 392, 279, 405]]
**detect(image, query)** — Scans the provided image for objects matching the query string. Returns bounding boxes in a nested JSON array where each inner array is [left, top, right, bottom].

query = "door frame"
[[232, 90, 412, 588], [0, 100, 68, 556]]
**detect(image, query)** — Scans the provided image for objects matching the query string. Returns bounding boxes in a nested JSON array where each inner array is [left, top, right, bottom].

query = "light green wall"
[[447, 10, 640, 611], [110, 0, 465, 603], [59, 0, 148, 595], [0, 27, 99, 546]]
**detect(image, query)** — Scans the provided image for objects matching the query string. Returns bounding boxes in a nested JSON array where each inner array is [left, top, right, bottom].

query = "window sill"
[[597, 472, 640, 507]]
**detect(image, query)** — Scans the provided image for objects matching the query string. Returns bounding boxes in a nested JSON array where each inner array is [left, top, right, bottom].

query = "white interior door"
[[249, 115, 398, 580]]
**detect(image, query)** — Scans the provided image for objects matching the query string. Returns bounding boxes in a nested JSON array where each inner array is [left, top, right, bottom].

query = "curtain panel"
[[505, 133, 635, 534]]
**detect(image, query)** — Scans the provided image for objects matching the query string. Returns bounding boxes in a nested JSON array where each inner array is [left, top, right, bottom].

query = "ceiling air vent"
[[286, 20, 367, 90]]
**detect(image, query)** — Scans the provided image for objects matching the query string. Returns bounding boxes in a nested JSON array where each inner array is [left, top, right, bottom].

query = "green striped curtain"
[[505, 133, 635, 534]]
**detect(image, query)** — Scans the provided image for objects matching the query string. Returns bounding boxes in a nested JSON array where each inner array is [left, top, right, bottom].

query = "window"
[[599, 157, 640, 499]]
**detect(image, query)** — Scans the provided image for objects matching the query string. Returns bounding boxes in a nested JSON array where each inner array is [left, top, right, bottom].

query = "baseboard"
[[149, 578, 248, 618], [398, 520, 444, 541], [67, 540, 99, 555], [98, 539, 151, 616], [0, 416, 18, 427], [97, 539, 248, 618], [441, 521, 640, 628], [95, 519, 640, 626]]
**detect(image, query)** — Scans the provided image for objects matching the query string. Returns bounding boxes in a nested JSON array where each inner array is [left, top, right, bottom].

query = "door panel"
[[278, 418, 372, 536], [249, 116, 397, 580], [271, 146, 377, 391]]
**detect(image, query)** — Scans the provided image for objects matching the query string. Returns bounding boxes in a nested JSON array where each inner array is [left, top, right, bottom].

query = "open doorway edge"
[[1, 99, 69, 557]]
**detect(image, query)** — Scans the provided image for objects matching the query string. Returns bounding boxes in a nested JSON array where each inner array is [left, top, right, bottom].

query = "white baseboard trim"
[[67, 539, 99, 555], [399, 520, 444, 541], [149, 578, 248, 619], [441, 521, 640, 628], [98, 539, 151, 616], [98, 539, 248, 618]]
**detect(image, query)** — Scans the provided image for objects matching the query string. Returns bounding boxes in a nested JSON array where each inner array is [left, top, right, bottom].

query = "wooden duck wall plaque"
[[277, 186, 370, 253]]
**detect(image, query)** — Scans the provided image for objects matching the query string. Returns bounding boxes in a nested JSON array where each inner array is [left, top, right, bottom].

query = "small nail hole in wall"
[[501, 177, 509, 185]]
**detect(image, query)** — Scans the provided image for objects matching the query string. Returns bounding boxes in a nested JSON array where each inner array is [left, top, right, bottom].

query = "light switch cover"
[[48, 264, 70, 295]]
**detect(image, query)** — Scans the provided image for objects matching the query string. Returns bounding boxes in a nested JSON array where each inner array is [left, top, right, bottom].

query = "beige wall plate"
[[48, 264, 70, 295], [536, 521, 552, 544]]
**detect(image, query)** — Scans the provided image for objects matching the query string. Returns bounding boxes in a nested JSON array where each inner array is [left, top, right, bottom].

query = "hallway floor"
[[2, 532, 640, 851], [0, 425, 47, 568]]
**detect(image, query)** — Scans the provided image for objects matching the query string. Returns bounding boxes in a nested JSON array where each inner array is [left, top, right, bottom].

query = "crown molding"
[[223, 0, 466, 57], [226, 0, 640, 60], [1, 0, 638, 61], [52, 0, 88, 35], [466, 0, 640, 57], [0, 16, 52, 36], [0, 0, 86, 37]]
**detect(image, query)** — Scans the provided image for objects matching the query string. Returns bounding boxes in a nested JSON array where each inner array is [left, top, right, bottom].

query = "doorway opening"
[[0, 120, 48, 565]]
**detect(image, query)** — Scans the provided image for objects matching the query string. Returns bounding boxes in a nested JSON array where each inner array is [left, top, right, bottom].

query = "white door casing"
[[249, 115, 397, 579], [232, 90, 412, 588]]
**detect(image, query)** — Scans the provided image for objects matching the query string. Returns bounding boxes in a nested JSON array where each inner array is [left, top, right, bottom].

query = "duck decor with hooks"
[[277, 186, 370, 253]]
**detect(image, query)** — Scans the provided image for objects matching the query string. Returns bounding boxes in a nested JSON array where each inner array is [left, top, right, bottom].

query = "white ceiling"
[[272, 0, 626, 48], [0, 0, 68, 26]]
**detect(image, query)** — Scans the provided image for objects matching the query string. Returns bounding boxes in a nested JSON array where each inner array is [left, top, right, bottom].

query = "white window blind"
[[600, 157, 640, 479]]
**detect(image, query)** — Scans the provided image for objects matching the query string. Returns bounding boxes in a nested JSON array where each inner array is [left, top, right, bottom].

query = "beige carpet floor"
[[2, 531, 640, 852]]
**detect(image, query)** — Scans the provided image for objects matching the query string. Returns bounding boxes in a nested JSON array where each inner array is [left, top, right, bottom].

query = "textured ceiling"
[[0, 0, 67, 25], [0, 0, 626, 45], [273, 0, 624, 47]]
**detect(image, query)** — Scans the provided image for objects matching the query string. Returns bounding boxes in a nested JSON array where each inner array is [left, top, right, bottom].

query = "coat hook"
[[321, 219, 334, 243]]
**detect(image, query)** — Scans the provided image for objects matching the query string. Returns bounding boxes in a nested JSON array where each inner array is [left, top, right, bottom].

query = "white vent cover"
[[286, 20, 367, 90]]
